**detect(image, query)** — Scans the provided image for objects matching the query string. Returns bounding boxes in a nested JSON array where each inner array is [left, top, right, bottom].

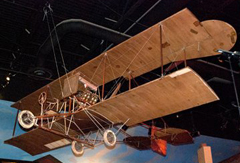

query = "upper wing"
[[11, 8, 235, 114], [88, 67, 219, 126], [73, 8, 236, 84]]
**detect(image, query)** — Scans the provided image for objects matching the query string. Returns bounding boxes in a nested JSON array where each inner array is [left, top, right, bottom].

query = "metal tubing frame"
[[12, 109, 19, 137]]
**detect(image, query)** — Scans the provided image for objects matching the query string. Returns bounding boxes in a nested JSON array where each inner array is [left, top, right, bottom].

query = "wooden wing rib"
[[88, 67, 219, 126]]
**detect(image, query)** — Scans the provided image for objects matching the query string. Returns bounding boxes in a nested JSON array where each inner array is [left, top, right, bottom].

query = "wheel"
[[38, 92, 47, 104], [71, 141, 84, 156], [103, 129, 116, 147], [18, 110, 36, 129]]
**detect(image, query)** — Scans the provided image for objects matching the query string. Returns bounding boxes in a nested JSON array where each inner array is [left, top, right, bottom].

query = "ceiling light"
[[80, 44, 90, 51], [104, 17, 117, 23], [25, 28, 31, 34], [6, 76, 10, 82]]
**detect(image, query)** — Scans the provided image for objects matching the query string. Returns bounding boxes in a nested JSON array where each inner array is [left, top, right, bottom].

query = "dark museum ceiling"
[[0, 0, 240, 141]]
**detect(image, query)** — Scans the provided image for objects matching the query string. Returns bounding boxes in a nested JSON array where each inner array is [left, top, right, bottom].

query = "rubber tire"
[[71, 141, 84, 156], [103, 129, 116, 147], [18, 110, 35, 129]]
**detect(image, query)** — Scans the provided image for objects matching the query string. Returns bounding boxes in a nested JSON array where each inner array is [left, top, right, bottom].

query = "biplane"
[[5, 8, 237, 157]]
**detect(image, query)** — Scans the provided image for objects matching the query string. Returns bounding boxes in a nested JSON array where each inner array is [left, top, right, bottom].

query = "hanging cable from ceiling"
[[217, 49, 240, 116], [43, 2, 72, 98]]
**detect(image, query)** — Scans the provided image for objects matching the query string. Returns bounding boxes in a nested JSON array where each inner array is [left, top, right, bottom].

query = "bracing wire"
[[104, 24, 160, 99], [90, 55, 105, 83], [47, 5, 73, 95], [94, 0, 163, 97], [101, 49, 132, 98], [44, 7, 64, 97], [99, 24, 162, 99], [119, 26, 159, 77], [160, 24, 185, 74], [228, 56, 240, 116]]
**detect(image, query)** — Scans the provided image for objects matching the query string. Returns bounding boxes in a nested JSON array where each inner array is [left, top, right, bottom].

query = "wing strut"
[[160, 24, 164, 76], [12, 109, 19, 137], [110, 83, 121, 98], [102, 54, 107, 100], [129, 71, 132, 90], [183, 48, 187, 67]]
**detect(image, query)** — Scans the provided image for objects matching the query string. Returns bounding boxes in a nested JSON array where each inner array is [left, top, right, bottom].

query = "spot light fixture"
[[6, 76, 10, 82], [1, 73, 15, 88]]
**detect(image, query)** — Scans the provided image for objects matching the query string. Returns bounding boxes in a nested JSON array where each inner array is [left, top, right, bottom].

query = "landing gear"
[[103, 129, 116, 147], [18, 110, 36, 129], [71, 141, 84, 156]]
